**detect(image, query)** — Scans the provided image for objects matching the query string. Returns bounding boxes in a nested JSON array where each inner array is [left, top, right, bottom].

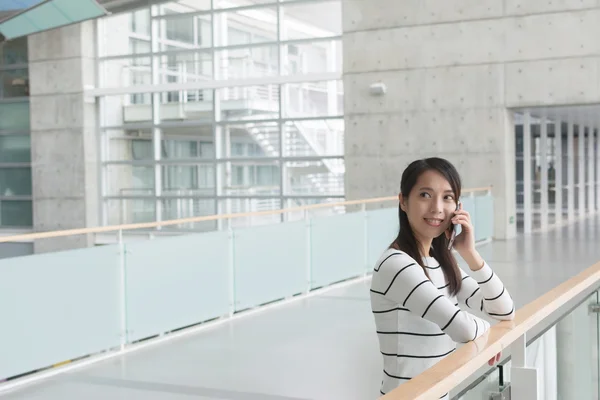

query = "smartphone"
[[447, 201, 461, 250]]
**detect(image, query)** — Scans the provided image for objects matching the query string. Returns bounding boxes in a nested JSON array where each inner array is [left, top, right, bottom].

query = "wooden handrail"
[[381, 260, 600, 400], [0, 186, 491, 243]]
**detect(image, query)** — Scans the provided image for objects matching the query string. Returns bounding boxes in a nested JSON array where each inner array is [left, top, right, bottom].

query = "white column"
[[567, 121, 575, 222], [596, 130, 600, 211], [588, 129, 595, 212], [554, 119, 562, 224], [540, 116, 549, 231], [511, 333, 540, 399], [523, 112, 533, 233], [578, 125, 586, 215]]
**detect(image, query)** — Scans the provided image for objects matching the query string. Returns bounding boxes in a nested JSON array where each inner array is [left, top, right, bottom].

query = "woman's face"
[[400, 169, 457, 244]]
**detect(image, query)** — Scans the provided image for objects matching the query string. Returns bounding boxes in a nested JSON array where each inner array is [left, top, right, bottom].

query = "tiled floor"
[[2, 215, 600, 400]]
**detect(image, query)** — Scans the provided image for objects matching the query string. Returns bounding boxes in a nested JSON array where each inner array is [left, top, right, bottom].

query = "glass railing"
[[455, 290, 600, 400], [0, 187, 494, 384], [382, 260, 600, 400]]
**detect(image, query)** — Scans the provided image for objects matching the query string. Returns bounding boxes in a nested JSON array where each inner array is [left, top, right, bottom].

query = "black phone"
[[447, 201, 461, 250]]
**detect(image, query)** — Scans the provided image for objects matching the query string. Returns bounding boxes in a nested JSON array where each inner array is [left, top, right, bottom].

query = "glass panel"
[[217, 84, 279, 121], [158, 50, 213, 84], [100, 94, 153, 127], [106, 164, 154, 196], [280, 1, 341, 40], [130, 9, 151, 36], [0, 36, 28, 65], [105, 130, 153, 162], [282, 39, 341, 75], [282, 80, 343, 118], [366, 207, 397, 266], [162, 164, 215, 195], [284, 158, 344, 196], [162, 125, 214, 159], [0, 68, 29, 98], [310, 212, 365, 288], [157, 14, 212, 48], [284, 197, 345, 221], [0, 245, 120, 378], [220, 197, 281, 228], [213, 0, 275, 8], [222, 160, 280, 195], [214, 7, 277, 47], [283, 119, 343, 157], [161, 198, 216, 230], [0, 101, 29, 132], [0, 199, 32, 227], [223, 121, 280, 158], [0, 167, 32, 196], [156, 0, 212, 15], [157, 90, 214, 123], [474, 193, 494, 241], [106, 198, 155, 225], [0, 134, 30, 162], [124, 231, 229, 342], [233, 220, 306, 311], [99, 56, 151, 89], [216, 45, 278, 80]]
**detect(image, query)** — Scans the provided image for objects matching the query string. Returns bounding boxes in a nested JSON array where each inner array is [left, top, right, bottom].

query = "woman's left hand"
[[446, 203, 476, 256]]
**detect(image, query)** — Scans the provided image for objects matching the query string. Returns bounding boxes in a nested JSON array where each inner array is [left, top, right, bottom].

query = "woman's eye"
[[445, 195, 454, 200], [420, 192, 431, 198]]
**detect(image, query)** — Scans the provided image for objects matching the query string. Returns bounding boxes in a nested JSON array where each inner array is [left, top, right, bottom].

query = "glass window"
[[216, 45, 278, 80], [282, 80, 343, 118], [162, 164, 215, 195], [0, 200, 32, 227], [0, 135, 31, 162], [0, 69, 29, 98], [0, 101, 29, 132], [282, 119, 343, 157], [280, 1, 341, 40], [0, 37, 28, 66], [214, 7, 277, 47], [222, 122, 279, 157], [217, 84, 279, 121], [0, 168, 32, 196], [283, 158, 344, 196], [131, 9, 151, 36]]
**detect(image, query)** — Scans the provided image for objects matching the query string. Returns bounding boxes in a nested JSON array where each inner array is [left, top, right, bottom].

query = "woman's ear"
[[399, 193, 407, 212]]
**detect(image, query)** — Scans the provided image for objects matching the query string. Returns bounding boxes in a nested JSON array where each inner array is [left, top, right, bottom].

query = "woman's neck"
[[417, 237, 433, 258]]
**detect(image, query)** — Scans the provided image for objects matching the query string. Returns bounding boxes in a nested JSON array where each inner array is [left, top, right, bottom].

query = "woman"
[[370, 158, 515, 397]]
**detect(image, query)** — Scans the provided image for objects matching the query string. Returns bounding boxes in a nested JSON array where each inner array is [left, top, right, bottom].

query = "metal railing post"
[[510, 333, 539, 399], [304, 208, 312, 294], [117, 229, 127, 351]]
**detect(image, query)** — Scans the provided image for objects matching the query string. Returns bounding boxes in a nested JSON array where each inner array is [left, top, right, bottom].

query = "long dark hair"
[[390, 157, 463, 296]]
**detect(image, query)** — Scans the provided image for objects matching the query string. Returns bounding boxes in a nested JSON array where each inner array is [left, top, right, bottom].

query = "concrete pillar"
[[27, 22, 99, 252]]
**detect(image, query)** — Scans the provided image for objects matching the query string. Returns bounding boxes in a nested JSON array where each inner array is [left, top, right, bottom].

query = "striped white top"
[[370, 248, 515, 397]]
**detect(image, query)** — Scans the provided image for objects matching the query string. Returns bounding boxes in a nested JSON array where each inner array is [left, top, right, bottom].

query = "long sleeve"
[[370, 252, 490, 343], [457, 263, 515, 321]]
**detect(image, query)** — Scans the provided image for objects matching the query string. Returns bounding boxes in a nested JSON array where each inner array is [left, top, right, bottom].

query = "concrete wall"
[[28, 22, 99, 252], [342, 1, 600, 239]]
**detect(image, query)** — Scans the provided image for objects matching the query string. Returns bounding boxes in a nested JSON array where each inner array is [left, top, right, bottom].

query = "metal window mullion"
[[151, 5, 163, 225], [540, 116, 548, 231], [579, 124, 586, 215], [523, 111, 533, 233]]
